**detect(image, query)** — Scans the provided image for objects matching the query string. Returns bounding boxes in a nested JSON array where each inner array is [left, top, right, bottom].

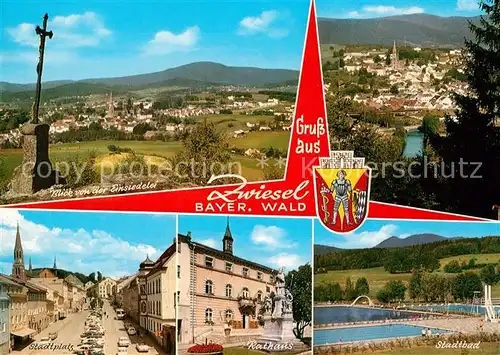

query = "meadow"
[[314, 253, 500, 299], [0, 128, 290, 184]]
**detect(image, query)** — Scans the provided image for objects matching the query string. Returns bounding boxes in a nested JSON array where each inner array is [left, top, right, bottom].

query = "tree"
[[286, 264, 311, 340], [172, 121, 232, 185], [355, 277, 370, 296], [451, 272, 483, 302], [97, 271, 103, 281], [432, 0, 500, 219], [88, 272, 96, 281], [376, 280, 407, 303], [133, 123, 154, 135], [373, 55, 381, 63], [344, 277, 355, 300], [390, 84, 399, 95], [409, 270, 423, 300], [480, 265, 499, 285]]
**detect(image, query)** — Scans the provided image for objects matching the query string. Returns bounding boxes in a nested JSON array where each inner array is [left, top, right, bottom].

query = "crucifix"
[[32, 13, 53, 124]]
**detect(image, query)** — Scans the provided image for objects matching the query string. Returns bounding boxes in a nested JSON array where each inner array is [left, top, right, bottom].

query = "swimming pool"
[[413, 304, 500, 315], [314, 306, 425, 325], [314, 324, 451, 345]]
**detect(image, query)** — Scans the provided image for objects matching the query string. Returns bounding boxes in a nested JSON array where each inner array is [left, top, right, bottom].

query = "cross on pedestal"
[[7, 13, 65, 196], [32, 13, 53, 124]]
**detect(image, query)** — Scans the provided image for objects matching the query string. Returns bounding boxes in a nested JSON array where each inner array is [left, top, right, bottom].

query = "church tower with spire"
[[106, 92, 114, 119], [12, 222, 26, 281], [391, 40, 399, 70], [222, 217, 234, 254]]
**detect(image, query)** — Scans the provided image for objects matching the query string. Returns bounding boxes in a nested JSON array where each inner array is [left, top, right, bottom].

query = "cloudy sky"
[[178, 215, 312, 271], [0, 209, 176, 279], [317, 0, 483, 18], [314, 218, 500, 249], [1, 0, 308, 83]]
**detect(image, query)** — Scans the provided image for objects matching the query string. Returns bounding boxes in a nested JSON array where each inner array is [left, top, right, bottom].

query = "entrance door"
[[242, 314, 246, 329]]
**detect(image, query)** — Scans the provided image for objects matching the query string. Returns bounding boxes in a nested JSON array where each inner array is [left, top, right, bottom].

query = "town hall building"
[[177, 218, 277, 345]]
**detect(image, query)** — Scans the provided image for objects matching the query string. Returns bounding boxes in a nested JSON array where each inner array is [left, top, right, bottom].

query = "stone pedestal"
[[8, 123, 62, 195]]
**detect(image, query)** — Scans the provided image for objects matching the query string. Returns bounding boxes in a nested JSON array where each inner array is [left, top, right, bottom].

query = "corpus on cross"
[[32, 13, 53, 124]]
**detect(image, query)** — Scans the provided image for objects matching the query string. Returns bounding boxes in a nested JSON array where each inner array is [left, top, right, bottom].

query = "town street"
[[13, 301, 166, 354], [14, 310, 88, 354]]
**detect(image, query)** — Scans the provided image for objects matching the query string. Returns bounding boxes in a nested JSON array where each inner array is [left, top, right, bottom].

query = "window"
[[205, 308, 213, 323], [177, 265, 181, 279], [266, 286, 271, 293], [257, 272, 262, 280], [242, 287, 249, 298], [225, 284, 232, 298], [257, 291, 263, 302], [270, 275, 274, 283], [177, 238, 181, 253], [225, 309, 233, 322], [205, 256, 214, 268], [225, 262, 233, 273], [205, 280, 213, 295], [242, 267, 249, 277]]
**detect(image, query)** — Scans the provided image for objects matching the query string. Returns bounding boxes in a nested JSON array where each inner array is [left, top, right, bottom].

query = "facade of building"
[[30, 277, 70, 318], [138, 256, 155, 329], [177, 219, 276, 344], [37, 269, 57, 279], [94, 278, 117, 299], [0, 276, 22, 354], [144, 244, 176, 347], [26, 282, 49, 333], [84, 281, 95, 291], [120, 274, 140, 323]]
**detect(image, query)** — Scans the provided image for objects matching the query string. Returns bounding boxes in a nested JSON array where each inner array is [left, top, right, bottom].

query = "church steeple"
[[29, 256, 32, 272], [12, 222, 26, 281], [222, 217, 233, 254]]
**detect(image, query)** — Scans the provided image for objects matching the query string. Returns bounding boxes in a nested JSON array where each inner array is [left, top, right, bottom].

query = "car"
[[39, 336, 50, 342], [127, 327, 136, 335], [49, 332, 58, 340], [117, 347, 128, 354], [117, 336, 130, 347], [136, 343, 149, 353]]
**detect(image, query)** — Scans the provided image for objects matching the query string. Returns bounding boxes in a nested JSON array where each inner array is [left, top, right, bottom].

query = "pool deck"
[[407, 317, 500, 334]]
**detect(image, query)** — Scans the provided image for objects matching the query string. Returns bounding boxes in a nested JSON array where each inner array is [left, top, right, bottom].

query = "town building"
[[144, 244, 176, 349], [93, 278, 117, 299], [0, 276, 23, 354], [177, 218, 276, 344], [119, 274, 140, 323]]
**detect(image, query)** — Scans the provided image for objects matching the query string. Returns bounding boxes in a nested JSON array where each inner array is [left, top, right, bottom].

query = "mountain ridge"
[[318, 13, 481, 47], [0, 61, 299, 93]]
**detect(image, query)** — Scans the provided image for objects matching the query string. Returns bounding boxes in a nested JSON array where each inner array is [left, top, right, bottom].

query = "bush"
[[444, 260, 462, 273], [187, 344, 223, 353]]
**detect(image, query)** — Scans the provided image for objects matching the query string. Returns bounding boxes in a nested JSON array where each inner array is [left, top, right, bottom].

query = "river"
[[403, 131, 424, 158]]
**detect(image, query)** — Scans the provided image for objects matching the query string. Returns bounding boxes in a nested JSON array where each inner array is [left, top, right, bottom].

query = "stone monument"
[[258, 267, 304, 347], [8, 13, 64, 195]]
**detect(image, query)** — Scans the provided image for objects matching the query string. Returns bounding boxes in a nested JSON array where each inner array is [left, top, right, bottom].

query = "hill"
[[1, 62, 300, 95], [318, 14, 480, 47], [374, 233, 447, 248], [314, 244, 343, 255]]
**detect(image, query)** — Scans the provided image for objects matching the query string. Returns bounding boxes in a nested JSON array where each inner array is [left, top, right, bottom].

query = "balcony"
[[238, 297, 256, 310]]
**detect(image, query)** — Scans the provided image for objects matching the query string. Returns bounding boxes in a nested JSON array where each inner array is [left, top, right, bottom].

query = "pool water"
[[314, 324, 451, 345], [314, 306, 424, 325], [414, 304, 500, 315]]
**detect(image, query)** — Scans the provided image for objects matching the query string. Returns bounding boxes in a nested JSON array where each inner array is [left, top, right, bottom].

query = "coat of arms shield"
[[314, 151, 371, 233]]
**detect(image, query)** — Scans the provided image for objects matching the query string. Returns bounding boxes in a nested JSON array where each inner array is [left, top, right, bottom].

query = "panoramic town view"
[[0, 210, 176, 354], [317, 0, 500, 219], [176, 215, 312, 355], [0, 1, 308, 204], [313, 218, 500, 354]]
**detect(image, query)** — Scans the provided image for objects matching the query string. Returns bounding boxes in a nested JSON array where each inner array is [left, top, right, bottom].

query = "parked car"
[[117, 347, 128, 354], [39, 336, 50, 342], [118, 337, 130, 347], [49, 332, 58, 340], [136, 343, 149, 353], [127, 327, 136, 335]]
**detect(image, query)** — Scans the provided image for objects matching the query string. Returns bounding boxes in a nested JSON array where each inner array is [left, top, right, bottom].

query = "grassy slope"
[[314, 254, 500, 299]]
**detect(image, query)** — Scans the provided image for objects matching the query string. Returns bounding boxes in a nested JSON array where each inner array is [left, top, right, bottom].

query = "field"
[[0, 128, 290, 184], [314, 253, 500, 300]]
